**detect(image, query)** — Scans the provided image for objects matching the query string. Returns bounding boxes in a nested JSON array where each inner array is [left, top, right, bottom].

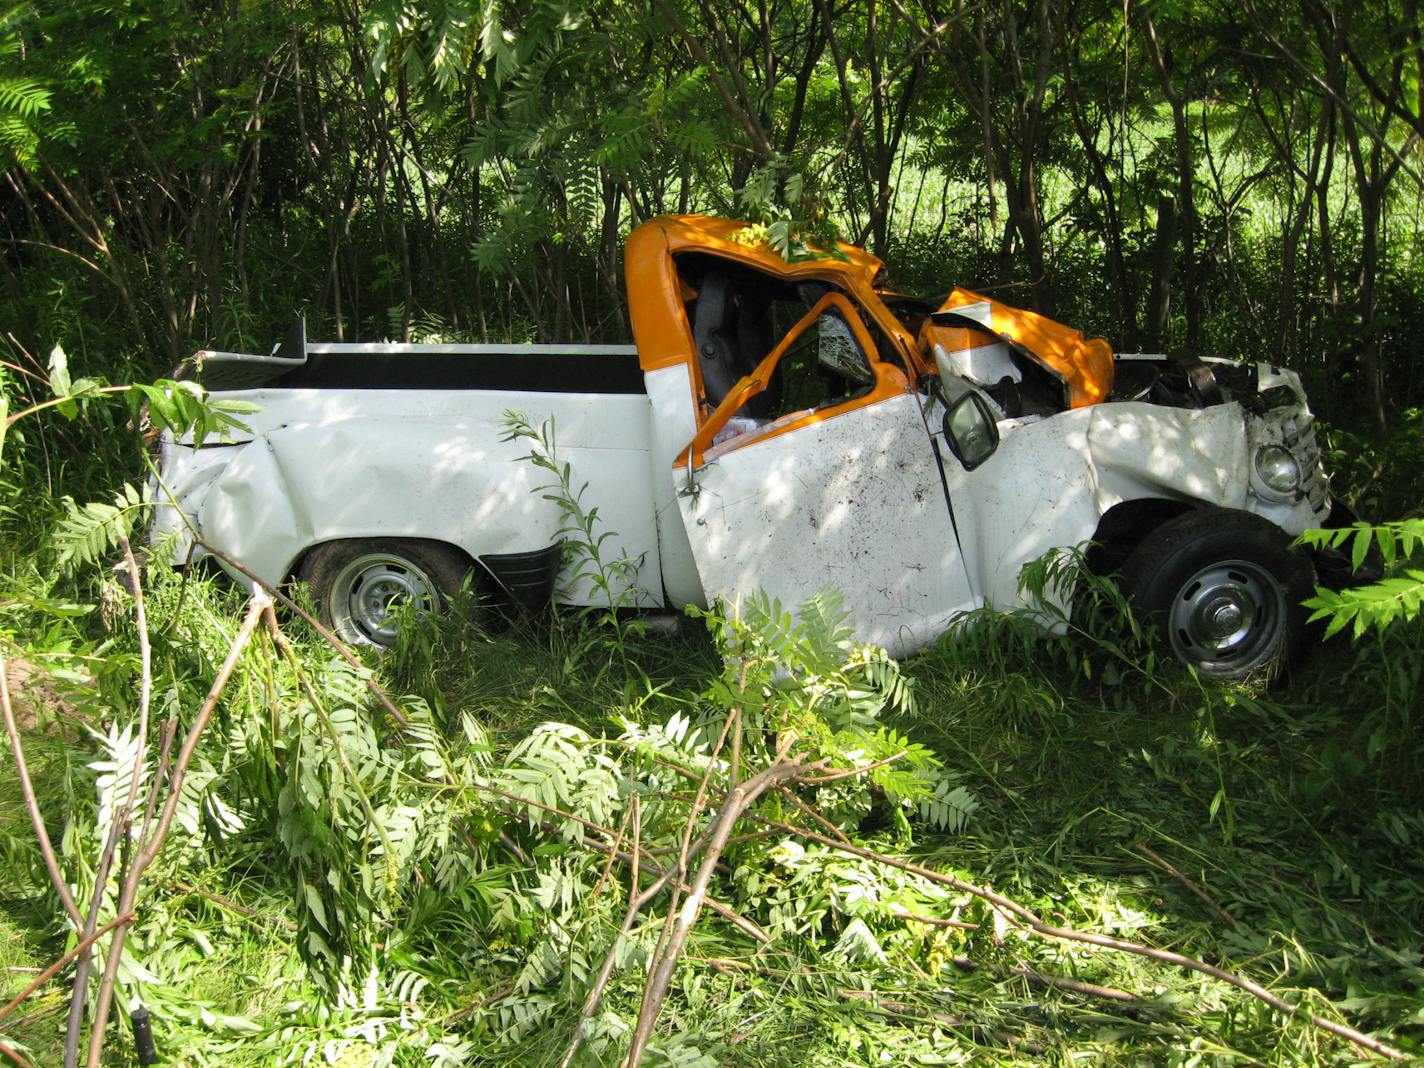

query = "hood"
[[922, 288, 1115, 409]]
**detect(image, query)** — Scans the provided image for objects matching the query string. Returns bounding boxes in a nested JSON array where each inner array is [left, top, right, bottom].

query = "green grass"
[[891, 608, 1424, 1064], [1, 564, 1421, 1066]]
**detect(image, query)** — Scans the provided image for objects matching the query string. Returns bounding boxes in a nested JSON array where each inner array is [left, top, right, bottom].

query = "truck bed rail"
[[196, 319, 643, 394]]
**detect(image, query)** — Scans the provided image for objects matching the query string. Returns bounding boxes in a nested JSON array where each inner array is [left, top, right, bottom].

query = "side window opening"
[[762, 289, 875, 418], [676, 253, 879, 429]]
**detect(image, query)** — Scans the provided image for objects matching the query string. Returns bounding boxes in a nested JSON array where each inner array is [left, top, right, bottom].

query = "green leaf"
[[302, 881, 329, 933], [48, 342, 71, 398], [53, 482, 148, 570]]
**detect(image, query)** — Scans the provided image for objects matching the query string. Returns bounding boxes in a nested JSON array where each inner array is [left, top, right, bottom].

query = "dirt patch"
[[3, 656, 92, 731]]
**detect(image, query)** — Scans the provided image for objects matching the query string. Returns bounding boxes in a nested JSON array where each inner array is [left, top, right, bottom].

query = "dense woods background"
[[2, 2, 1424, 1066], [3, 0, 1423, 454]]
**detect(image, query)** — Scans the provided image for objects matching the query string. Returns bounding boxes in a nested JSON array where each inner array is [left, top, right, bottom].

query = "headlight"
[[1254, 445, 1301, 495]]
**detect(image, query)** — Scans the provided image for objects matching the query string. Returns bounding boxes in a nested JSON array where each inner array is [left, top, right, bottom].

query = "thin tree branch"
[[624, 748, 805, 1067], [0, 914, 136, 1024], [753, 816, 1408, 1062], [0, 1039, 34, 1068], [794, 750, 907, 784], [647, 0, 774, 160], [188, 536, 411, 731], [82, 590, 271, 1068], [947, 954, 1139, 1004], [1136, 842, 1237, 928], [63, 537, 153, 1068], [888, 906, 979, 931], [0, 657, 83, 927], [581, 836, 770, 945]]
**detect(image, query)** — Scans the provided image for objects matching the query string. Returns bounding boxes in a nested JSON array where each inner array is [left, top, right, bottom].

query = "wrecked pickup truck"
[[153, 214, 1359, 677]]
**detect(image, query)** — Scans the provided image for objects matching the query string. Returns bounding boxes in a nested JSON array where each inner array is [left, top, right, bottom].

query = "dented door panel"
[[677, 395, 975, 658]]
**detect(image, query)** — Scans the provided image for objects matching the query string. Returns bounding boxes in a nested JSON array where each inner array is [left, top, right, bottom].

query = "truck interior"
[[675, 251, 902, 425]]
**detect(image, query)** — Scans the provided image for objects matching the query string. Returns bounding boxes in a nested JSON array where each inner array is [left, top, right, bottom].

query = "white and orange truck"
[[152, 215, 1363, 676]]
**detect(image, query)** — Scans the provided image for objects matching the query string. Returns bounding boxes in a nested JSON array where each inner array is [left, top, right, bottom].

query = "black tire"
[[299, 539, 470, 647], [1118, 508, 1316, 678]]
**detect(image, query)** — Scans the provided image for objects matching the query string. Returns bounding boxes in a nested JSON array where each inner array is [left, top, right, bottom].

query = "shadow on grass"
[[896, 606, 1424, 1060]]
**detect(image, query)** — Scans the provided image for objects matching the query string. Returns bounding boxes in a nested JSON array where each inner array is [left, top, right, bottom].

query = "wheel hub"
[[330, 555, 437, 645], [1168, 560, 1285, 670], [1197, 590, 1250, 646]]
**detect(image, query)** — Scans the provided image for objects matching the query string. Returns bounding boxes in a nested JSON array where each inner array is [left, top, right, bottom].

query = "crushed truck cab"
[[153, 215, 1352, 677]]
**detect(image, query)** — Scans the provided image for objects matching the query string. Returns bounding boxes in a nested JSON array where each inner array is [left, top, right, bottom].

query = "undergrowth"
[[2, 374, 1421, 1065], [2, 546, 1421, 1066]]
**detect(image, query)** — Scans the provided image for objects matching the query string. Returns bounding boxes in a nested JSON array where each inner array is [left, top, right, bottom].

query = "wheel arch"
[[288, 535, 564, 614], [289, 535, 487, 589], [1085, 497, 1201, 575]]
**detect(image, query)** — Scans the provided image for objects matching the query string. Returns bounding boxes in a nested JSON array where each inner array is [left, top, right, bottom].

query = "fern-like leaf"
[[54, 482, 148, 570]]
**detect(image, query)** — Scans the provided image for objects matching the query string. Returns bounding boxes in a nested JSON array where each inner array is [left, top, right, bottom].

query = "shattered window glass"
[[816, 313, 873, 385]]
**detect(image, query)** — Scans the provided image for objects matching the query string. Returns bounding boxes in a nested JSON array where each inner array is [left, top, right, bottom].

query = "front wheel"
[[299, 539, 471, 647], [1118, 509, 1315, 678]]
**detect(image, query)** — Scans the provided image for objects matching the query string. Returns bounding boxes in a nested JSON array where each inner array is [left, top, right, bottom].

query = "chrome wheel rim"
[[329, 553, 438, 646], [1168, 559, 1286, 674]]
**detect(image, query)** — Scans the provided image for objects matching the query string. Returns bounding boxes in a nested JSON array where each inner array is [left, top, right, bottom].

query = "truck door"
[[674, 286, 976, 658]]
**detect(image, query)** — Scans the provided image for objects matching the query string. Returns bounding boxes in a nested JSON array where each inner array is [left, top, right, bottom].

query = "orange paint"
[[626, 215, 924, 377], [677, 291, 912, 468], [928, 288, 1114, 408], [626, 216, 1116, 471]]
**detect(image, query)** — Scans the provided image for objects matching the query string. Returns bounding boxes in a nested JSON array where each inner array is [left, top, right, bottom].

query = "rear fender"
[[197, 417, 564, 587]]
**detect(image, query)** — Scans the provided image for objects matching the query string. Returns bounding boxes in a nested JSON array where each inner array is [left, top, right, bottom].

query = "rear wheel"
[[1118, 509, 1315, 678], [299, 539, 470, 647]]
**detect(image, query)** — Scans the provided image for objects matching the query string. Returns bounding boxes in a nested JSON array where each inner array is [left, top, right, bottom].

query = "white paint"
[[942, 381, 1331, 617], [676, 394, 976, 658], [164, 386, 664, 607], [157, 350, 1334, 649], [643, 363, 705, 608]]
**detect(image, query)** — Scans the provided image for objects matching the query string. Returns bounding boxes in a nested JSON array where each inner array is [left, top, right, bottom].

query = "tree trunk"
[[1146, 194, 1177, 350]]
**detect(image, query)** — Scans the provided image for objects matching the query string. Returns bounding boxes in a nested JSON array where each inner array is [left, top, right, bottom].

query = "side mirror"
[[942, 391, 999, 470]]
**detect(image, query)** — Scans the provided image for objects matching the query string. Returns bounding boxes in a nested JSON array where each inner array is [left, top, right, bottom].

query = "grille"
[[1278, 410, 1330, 512]]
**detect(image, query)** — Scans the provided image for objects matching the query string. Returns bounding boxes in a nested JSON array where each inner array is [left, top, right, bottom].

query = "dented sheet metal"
[[942, 382, 1329, 616], [159, 387, 665, 607], [675, 394, 976, 658], [152, 215, 1342, 664], [942, 402, 1243, 614]]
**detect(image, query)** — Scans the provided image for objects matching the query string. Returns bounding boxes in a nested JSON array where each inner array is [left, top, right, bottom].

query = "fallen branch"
[[0, 655, 83, 928], [559, 799, 662, 1068], [793, 750, 908, 785], [64, 536, 152, 1067], [192, 537, 410, 730], [947, 955, 1139, 1005], [1136, 842, 1237, 927], [753, 816, 1407, 1062], [82, 589, 271, 1068], [775, 785, 855, 846], [0, 914, 136, 1024], [0, 1039, 34, 1068], [581, 836, 770, 945], [692, 955, 1041, 1055], [164, 882, 297, 932], [624, 748, 805, 1067], [639, 696, 745, 1021], [889, 905, 978, 931]]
